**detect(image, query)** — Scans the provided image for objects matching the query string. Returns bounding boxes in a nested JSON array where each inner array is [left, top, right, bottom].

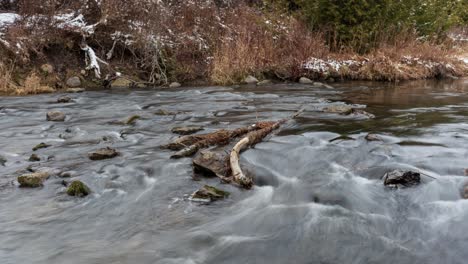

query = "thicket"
[[266, 0, 468, 52]]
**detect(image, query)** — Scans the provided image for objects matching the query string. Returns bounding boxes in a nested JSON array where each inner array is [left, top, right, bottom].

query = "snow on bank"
[[0, 13, 19, 28]]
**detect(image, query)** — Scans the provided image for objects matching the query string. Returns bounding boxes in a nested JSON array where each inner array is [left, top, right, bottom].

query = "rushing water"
[[1, 79, 468, 264]]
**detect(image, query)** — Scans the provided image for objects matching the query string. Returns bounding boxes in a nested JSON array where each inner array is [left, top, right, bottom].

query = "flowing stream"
[[1, 79, 468, 264]]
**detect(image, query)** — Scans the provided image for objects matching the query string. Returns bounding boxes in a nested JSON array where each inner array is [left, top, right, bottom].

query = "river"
[[1, 79, 468, 264]]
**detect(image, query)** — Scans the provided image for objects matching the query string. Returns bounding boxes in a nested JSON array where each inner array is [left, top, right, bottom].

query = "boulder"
[[244, 75, 258, 85], [169, 82, 182, 88], [383, 170, 421, 187], [323, 105, 354, 114], [299, 77, 314, 84], [111, 77, 132, 88], [57, 96, 72, 103], [17, 172, 50, 187], [171, 126, 204, 135], [33, 142, 50, 151], [65, 88, 85, 93], [40, 64, 54, 74], [46, 111, 66, 122], [190, 185, 230, 202], [66, 76, 81, 88], [257, 79, 272, 86], [88, 147, 119, 160], [29, 154, 40, 162], [67, 180, 91, 197]]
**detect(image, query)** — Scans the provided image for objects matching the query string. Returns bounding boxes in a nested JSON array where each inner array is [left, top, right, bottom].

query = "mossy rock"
[[33, 142, 50, 151], [67, 180, 91, 197], [88, 147, 119, 160], [191, 185, 230, 201], [29, 154, 40, 162], [125, 115, 141, 125], [17, 172, 50, 188]]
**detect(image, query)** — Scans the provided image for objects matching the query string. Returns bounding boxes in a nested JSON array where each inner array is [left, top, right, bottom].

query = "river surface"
[[1, 79, 468, 264]]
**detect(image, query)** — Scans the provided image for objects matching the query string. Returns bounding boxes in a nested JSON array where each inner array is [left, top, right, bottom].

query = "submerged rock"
[[32, 142, 51, 151], [29, 154, 40, 162], [171, 126, 204, 135], [57, 96, 72, 103], [17, 172, 50, 187], [365, 133, 382, 142], [125, 115, 141, 125], [88, 147, 119, 160], [67, 181, 91, 197], [299, 77, 314, 84], [0, 155, 6, 166], [244, 75, 258, 85], [383, 170, 421, 187], [154, 109, 177, 116], [66, 76, 81, 88], [65, 88, 85, 93], [191, 185, 230, 202], [46, 111, 66, 122], [169, 82, 182, 88]]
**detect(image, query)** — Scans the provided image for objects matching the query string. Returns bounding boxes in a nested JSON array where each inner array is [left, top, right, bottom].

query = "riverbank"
[[1, 2, 467, 96]]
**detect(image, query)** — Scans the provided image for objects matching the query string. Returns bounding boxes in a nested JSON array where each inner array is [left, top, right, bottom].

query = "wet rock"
[[40, 64, 54, 74], [88, 147, 119, 160], [348, 109, 375, 119], [323, 105, 354, 114], [67, 181, 91, 197], [46, 111, 66, 122], [257, 79, 272, 86], [57, 96, 72, 103], [0, 155, 6, 166], [169, 82, 182, 88], [299, 77, 314, 84], [125, 115, 141, 125], [66, 88, 85, 93], [190, 185, 230, 202], [462, 184, 468, 199], [66, 76, 81, 88], [383, 170, 421, 187], [365, 133, 382, 142], [17, 172, 50, 188], [465, 169, 468, 176], [171, 126, 204, 135], [154, 109, 177, 116], [29, 154, 40, 162], [59, 171, 76, 178], [244, 75, 258, 85], [32, 142, 51, 151], [193, 150, 229, 178], [329, 135, 355, 142]]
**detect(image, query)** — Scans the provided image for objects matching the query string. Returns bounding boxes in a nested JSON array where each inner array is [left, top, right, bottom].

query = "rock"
[[299, 77, 314, 84], [46, 111, 66, 122], [171, 126, 204, 135], [88, 147, 119, 160], [17, 172, 50, 187], [313, 82, 324, 87], [462, 184, 468, 199], [29, 154, 40, 162], [33, 142, 51, 151], [365, 133, 382, 142], [348, 109, 375, 119], [57, 96, 72, 103], [465, 169, 468, 176], [383, 170, 421, 187], [154, 109, 177, 116], [169, 82, 182, 88], [0, 155, 6, 166], [193, 150, 229, 178], [59, 171, 75, 178], [244, 75, 258, 85], [40, 64, 54, 74], [65, 88, 85, 93], [111, 78, 132, 88], [67, 181, 91, 197], [125, 115, 141, 125], [323, 105, 354, 114], [66, 76, 81, 88], [190, 185, 230, 202], [257, 79, 272, 86]]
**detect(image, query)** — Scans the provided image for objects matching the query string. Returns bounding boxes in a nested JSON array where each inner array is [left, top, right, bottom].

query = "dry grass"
[[0, 64, 54, 95]]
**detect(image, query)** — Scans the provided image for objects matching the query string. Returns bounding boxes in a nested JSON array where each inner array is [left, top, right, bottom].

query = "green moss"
[[192, 185, 230, 201], [67, 181, 91, 197]]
